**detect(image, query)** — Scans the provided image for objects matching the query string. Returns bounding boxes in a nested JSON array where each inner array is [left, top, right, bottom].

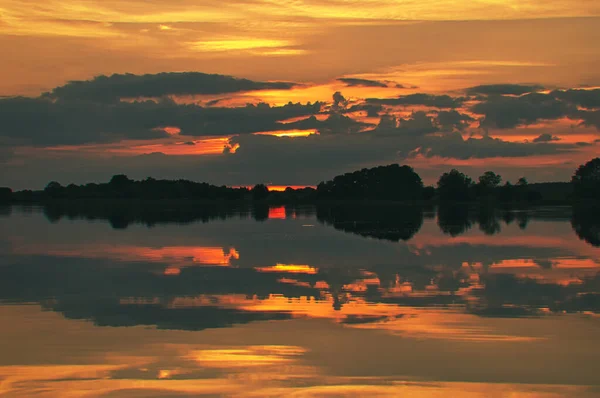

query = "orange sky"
[[2, 1, 599, 96], [1, 1, 599, 188]]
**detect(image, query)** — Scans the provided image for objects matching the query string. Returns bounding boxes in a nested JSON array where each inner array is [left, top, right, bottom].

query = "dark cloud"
[[552, 89, 600, 108], [533, 133, 560, 143], [472, 93, 570, 128], [366, 93, 463, 108], [332, 91, 348, 111], [205, 98, 225, 106], [373, 111, 439, 137], [0, 128, 582, 191], [43, 72, 297, 102], [346, 103, 383, 117], [0, 97, 322, 145], [285, 113, 371, 135], [472, 89, 600, 129], [413, 133, 573, 160], [337, 78, 388, 88], [436, 110, 474, 131], [0, 97, 169, 145], [577, 110, 600, 129], [467, 84, 544, 96]]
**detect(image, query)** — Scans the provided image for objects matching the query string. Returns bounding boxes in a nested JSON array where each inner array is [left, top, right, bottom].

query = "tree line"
[[1, 157, 598, 203]]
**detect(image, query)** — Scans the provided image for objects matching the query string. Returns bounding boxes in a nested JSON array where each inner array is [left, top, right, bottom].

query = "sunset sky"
[[1, 1, 599, 189]]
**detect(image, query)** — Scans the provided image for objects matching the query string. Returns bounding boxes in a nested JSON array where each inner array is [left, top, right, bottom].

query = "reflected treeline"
[[39, 201, 312, 229], [572, 204, 600, 247], [316, 205, 428, 242], [437, 204, 531, 236], [14, 202, 599, 245]]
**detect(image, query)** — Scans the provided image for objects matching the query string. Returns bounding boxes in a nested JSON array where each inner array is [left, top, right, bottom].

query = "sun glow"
[[255, 129, 318, 137], [256, 264, 319, 274]]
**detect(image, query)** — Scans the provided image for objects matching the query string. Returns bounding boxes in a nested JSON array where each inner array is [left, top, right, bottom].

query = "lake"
[[0, 203, 599, 397]]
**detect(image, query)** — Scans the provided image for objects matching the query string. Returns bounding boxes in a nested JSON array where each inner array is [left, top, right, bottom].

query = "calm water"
[[0, 204, 599, 397]]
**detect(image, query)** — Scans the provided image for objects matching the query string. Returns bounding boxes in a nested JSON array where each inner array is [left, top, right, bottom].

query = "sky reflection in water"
[[0, 204, 599, 397]]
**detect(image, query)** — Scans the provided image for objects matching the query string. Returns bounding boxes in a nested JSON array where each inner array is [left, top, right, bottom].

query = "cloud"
[[435, 110, 474, 131], [552, 89, 600, 108], [366, 93, 463, 108], [471, 93, 570, 128], [0, 97, 322, 145], [0, 128, 584, 190], [1, 73, 596, 189], [332, 91, 348, 111], [413, 133, 574, 160], [471, 89, 600, 129], [287, 114, 371, 135], [337, 78, 388, 88], [532, 133, 560, 143], [43, 72, 297, 102], [373, 111, 439, 137], [467, 84, 544, 96], [577, 110, 600, 129], [0, 97, 170, 146], [346, 103, 383, 117]]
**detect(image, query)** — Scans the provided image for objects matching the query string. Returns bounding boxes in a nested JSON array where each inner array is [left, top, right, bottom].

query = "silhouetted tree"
[[516, 177, 528, 187], [497, 181, 514, 202], [475, 171, 502, 198], [44, 181, 64, 198], [109, 174, 132, 187], [572, 157, 600, 200], [251, 184, 270, 200], [437, 169, 473, 201], [317, 164, 424, 200], [478, 171, 502, 189], [422, 186, 435, 201], [0, 187, 11, 202]]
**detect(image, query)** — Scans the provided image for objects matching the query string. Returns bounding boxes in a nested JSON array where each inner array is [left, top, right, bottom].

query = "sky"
[[1, 1, 599, 190]]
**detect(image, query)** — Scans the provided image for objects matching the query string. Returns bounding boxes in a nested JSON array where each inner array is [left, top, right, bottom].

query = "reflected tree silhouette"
[[437, 204, 472, 236], [40, 201, 270, 229], [0, 204, 11, 217], [437, 205, 531, 236], [477, 206, 502, 235], [571, 205, 600, 247], [316, 204, 424, 242]]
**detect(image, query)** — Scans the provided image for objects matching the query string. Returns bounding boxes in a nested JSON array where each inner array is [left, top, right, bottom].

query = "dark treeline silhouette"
[[3, 157, 599, 204], [43, 174, 251, 200], [316, 164, 429, 201]]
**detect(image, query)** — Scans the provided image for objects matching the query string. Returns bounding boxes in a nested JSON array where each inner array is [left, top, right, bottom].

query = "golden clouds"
[[188, 37, 306, 55], [2, 0, 599, 40]]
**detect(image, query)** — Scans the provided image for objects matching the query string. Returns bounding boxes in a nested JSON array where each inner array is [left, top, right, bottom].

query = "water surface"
[[0, 204, 599, 397]]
